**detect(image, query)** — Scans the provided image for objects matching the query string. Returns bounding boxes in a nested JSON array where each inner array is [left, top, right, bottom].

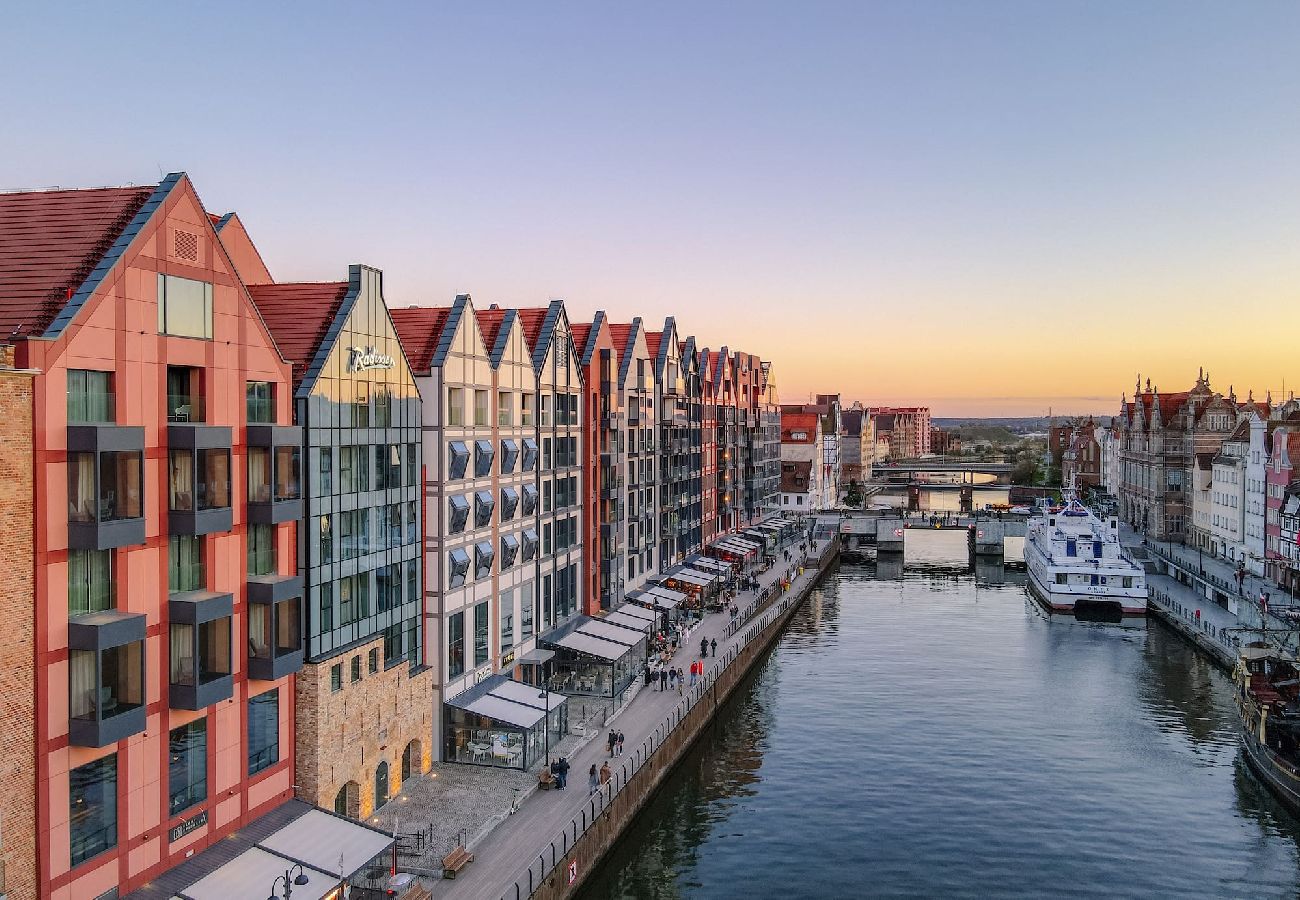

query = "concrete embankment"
[[518, 540, 840, 900]]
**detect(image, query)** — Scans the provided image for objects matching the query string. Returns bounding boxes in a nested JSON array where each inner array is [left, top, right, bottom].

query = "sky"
[[4, 2, 1300, 416]]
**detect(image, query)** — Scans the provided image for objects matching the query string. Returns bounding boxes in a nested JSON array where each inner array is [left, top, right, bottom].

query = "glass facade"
[[70, 754, 117, 867], [168, 719, 207, 815], [247, 689, 279, 775]]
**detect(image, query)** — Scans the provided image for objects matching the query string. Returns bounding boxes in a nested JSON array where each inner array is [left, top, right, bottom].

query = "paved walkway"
[[440, 532, 822, 899]]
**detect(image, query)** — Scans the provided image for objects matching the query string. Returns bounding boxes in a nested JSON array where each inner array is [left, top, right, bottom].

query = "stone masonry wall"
[[295, 636, 435, 819], [0, 350, 36, 900]]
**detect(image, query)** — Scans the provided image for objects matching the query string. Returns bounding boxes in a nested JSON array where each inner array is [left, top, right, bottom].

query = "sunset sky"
[[5, 3, 1299, 416]]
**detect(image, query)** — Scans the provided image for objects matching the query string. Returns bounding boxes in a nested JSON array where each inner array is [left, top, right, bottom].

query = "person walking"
[[616, 730, 625, 756], [659, 665, 668, 691], [676, 667, 685, 695], [711, 637, 718, 658], [668, 667, 678, 690], [599, 761, 612, 787], [588, 764, 600, 795], [607, 729, 617, 757], [700, 636, 709, 658]]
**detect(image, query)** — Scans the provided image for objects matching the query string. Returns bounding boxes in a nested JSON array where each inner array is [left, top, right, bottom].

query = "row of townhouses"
[[0, 174, 783, 900]]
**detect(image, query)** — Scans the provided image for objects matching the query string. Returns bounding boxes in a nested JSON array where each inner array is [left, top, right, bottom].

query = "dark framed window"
[[407, 444, 419, 486], [158, 274, 213, 340], [319, 514, 333, 564], [246, 381, 275, 423], [320, 447, 333, 493], [448, 611, 465, 678], [448, 548, 471, 588], [168, 720, 207, 815], [474, 601, 489, 667], [169, 535, 204, 593], [474, 541, 494, 579], [319, 583, 334, 632], [351, 655, 362, 683], [474, 440, 495, 478], [384, 623, 402, 665], [70, 754, 117, 867], [474, 490, 495, 528], [449, 495, 470, 534], [406, 560, 418, 606], [331, 663, 342, 692], [369, 648, 379, 673], [69, 548, 114, 616], [248, 523, 276, 576], [448, 441, 469, 480], [248, 689, 279, 775], [67, 369, 115, 423]]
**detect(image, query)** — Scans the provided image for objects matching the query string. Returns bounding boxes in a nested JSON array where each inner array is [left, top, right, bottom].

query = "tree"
[[844, 479, 864, 507], [1011, 450, 1041, 486]]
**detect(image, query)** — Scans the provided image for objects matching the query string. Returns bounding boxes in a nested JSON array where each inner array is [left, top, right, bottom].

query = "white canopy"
[[463, 694, 546, 729], [605, 610, 653, 632], [613, 603, 656, 623], [628, 589, 680, 610], [580, 619, 643, 646], [258, 810, 394, 891], [182, 847, 337, 900], [555, 631, 628, 661], [489, 678, 566, 711]]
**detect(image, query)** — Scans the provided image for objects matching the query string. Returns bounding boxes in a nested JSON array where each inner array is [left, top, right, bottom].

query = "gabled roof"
[[516, 308, 547, 353], [781, 460, 813, 492], [247, 281, 350, 387], [0, 181, 161, 339], [474, 305, 517, 367], [782, 412, 819, 442], [390, 304, 455, 373], [514, 300, 568, 371], [569, 322, 592, 361], [644, 331, 662, 362]]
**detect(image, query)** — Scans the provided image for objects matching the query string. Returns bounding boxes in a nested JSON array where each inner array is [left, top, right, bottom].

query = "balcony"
[[168, 591, 234, 709], [247, 576, 304, 681], [601, 475, 624, 500], [68, 610, 147, 747], [247, 426, 303, 524], [168, 425, 233, 535], [67, 425, 146, 550]]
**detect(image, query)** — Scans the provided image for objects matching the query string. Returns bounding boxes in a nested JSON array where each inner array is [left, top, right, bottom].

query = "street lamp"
[[538, 680, 551, 759], [267, 864, 309, 900]]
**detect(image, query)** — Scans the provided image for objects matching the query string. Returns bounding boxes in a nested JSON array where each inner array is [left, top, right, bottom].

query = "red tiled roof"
[[390, 306, 453, 373], [608, 323, 634, 355], [781, 412, 818, 442], [247, 282, 349, 385], [569, 322, 592, 359], [645, 331, 662, 361], [475, 307, 507, 354], [0, 185, 155, 338], [516, 308, 547, 353]]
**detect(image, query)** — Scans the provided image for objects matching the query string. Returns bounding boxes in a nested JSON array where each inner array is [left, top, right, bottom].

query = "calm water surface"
[[579, 531, 1300, 899]]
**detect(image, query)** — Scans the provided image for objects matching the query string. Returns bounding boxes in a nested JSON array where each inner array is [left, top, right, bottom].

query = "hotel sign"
[[346, 346, 395, 372], [501, 650, 515, 667], [168, 810, 208, 843]]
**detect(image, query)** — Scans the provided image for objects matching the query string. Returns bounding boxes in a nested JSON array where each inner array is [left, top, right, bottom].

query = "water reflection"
[[582, 537, 1300, 900]]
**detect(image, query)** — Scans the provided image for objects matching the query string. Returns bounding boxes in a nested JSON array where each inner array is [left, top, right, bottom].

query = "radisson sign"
[[346, 345, 395, 372]]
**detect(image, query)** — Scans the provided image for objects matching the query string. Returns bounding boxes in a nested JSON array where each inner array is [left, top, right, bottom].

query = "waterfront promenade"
[[440, 535, 830, 900]]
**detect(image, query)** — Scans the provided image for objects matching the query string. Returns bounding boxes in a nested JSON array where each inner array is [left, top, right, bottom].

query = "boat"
[[1235, 644, 1300, 815], [1024, 499, 1148, 615]]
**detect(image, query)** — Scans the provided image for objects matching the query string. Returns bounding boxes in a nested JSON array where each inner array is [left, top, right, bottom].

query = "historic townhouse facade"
[[2, 176, 304, 898], [247, 265, 430, 819], [609, 320, 659, 595], [650, 319, 700, 566], [573, 314, 624, 613]]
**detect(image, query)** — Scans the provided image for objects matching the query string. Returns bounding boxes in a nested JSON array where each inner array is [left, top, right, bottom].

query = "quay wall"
[[519, 540, 841, 900]]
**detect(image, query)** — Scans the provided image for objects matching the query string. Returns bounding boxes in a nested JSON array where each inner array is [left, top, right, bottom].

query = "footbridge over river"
[[870, 460, 1015, 484], [832, 512, 1029, 564]]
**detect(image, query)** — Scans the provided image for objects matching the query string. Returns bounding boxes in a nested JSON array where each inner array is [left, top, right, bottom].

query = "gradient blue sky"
[[5, 2, 1300, 415]]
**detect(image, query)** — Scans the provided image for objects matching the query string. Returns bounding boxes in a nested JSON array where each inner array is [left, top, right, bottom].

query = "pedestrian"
[[588, 763, 599, 795], [700, 636, 708, 658], [669, 667, 678, 689], [616, 731, 625, 756], [711, 638, 718, 657], [689, 660, 698, 687], [599, 761, 611, 787], [659, 666, 668, 691], [555, 757, 569, 789], [676, 667, 685, 695], [607, 729, 617, 757]]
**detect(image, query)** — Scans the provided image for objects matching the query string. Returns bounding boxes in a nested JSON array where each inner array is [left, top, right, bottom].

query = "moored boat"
[[1235, 645, 1300, 815], [1024, 499, 1148, 615]]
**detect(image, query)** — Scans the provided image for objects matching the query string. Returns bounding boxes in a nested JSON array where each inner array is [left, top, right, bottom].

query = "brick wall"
[[295, 638, 434, 818], [0, 354, 36, 900]]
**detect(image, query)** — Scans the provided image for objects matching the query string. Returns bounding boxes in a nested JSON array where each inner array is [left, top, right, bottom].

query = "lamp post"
[[267, 863, 309, 900], [538, 679, 551, 760]]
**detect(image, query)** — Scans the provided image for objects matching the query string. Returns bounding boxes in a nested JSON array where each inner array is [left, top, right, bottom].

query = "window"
[[320, 447, 333, 493], [373, 389, 392, 427], [169, 535, 204, 593], [449, 495, 470, 533], [543, 523, 552, 556], [543, 437, 552, 470], [168, 448, 230, 511], [352, 382, 370, 428], [474, 601, 489, 666], [448, 611, 465, 678], [522, 438, 538, 472], [448, 548, 471, 588], [331, 663, 342, 692], [521, 484, 538, 516], [541, 394, 550, 427], [500, 439, 519, 475], [448, 387, 464, 426], [248, 690, 279, 775], [68, 369, 115, 423], [475, 541, 495, 579], [248, 523, 276, 576], [319, 514, 333, 564], [448, 441, 470, 480], [500, 533, 520, 568], [169, 616, 231, 692], [377, 562, 401, 611], [386, 504, 402, 549], [246, 381, 275, 423], [319, 583, 334, 632], [498, 391, 513, 426], [384, 622, 402, 665], [351, 655, 362, 682], [169, 720, 207, 815], [543, 480, 552, 513], [500, 589, 515, 650], [339, 509, 369, 559], [339, 572, 370, 624], [376, 444, 401, 490], [369, 647, 379, 673], [522, 393, 535, 426], [158, 274, 213, 339], [407, 443, 419, 486], [406, 559, 419, 606], [474, 440, 495, 478], [407, 499, 419, 544], [520, 583, 534, 639], [474, 390, 489, 426], [500, 487, 519, 522], [70, 754, 116, 867], [69, 549, 114, 616], [474, 490, 495, 528]]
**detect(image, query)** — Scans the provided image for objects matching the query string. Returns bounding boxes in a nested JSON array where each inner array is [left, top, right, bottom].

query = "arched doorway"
[[333, 781, 360, 818], [375, 761, 390, 808], [401, 739, 421, 782]]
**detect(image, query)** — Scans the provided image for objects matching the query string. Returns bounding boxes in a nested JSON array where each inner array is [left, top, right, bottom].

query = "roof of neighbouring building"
[[842, 409, 863, 435], [516, 308, 548, 353], [475, 306, 509, 357], [645, 330, 662, 361], [781, 412, 818, 442], [781, 460, 813, 492], [390, 305, 455, 372], [0, 183, 157, 339], [570, 322, 592, 360], [246, 281, 350, 385]]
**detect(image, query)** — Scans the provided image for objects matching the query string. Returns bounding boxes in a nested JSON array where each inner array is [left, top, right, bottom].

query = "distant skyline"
[[4, 3, 1299, 415]]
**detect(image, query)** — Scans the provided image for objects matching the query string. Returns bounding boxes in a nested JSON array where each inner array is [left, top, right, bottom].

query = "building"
[[929, 424, 961, 458], [649, 318, 701, 567], [0, 345, 36, 900], [572, 314, 623, 612], [608, 319, 660, 596], [780, 412, 830, 509], [869, 406, 931, 459], [1, 175, 308, 898], [1058, 418, 1102, 493], [1265, 400, 1300, 591], [247, 264, 431, 818], [1243, 409, 1270, 577], [1209, 420, 1249, 564], [780, 460, 815, 509], [783, 394, 842, 505], [1097, 422, 1121, 497]]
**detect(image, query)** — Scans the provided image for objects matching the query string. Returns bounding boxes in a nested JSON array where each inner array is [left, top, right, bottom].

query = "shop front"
[[539, 616, 647, 702], [443, 674, 567, 770]]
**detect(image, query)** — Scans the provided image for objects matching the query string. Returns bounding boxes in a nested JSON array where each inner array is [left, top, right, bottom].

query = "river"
[[578, 531, 1300, 899]]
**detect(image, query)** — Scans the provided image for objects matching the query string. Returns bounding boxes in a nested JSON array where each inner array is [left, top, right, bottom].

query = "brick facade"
[[0, 350, 36, 900], [294, 640, 433, 818]]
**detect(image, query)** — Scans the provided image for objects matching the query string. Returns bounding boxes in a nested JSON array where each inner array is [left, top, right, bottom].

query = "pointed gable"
[[247, 280, 350, 386], [212, 211, 274, 285], [475, 306, 510, 365], [390, 305, 453, 374]]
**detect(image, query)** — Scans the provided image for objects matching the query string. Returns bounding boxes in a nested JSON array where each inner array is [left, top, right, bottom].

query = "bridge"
[[869, 460, 1014, 484], [830, 511, 1028, 564]]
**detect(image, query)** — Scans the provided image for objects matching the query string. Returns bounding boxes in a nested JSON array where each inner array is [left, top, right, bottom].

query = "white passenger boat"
[[1025, 500, 1148, 615]]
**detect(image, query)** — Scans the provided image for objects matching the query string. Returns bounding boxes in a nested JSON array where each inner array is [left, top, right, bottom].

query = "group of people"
[[606, 729, 626, 756], [653, 662, 687, 694]]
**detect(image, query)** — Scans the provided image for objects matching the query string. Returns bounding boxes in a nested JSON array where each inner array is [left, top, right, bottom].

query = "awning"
[[182, 847, 336, 900], [516, 648, 556, 665], [612, 603, 656, 623], [579, 619, 643, 646], [258, 809, 393, 886], [553, 631, 628, 661], [665, 568, 716, 587], [687, 556, 731, 573], [641, 584, 689, 604], [490, 677, 566, 711], [728, 536, 762, 550], [605, 610, 653, 633], [464, 694, 546, 729], [627, 589, 680, 610]]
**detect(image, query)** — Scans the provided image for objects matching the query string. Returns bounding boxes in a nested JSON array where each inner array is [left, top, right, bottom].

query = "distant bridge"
[[869, 460, 1014, 483]]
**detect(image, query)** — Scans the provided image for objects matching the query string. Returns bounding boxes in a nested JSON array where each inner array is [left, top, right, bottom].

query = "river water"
[[578, 531, 1300, 899]]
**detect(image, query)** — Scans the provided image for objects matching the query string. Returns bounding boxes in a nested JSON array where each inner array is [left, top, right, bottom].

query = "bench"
[[538, 770, 556, 790], [442, 846, 474, 879]]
